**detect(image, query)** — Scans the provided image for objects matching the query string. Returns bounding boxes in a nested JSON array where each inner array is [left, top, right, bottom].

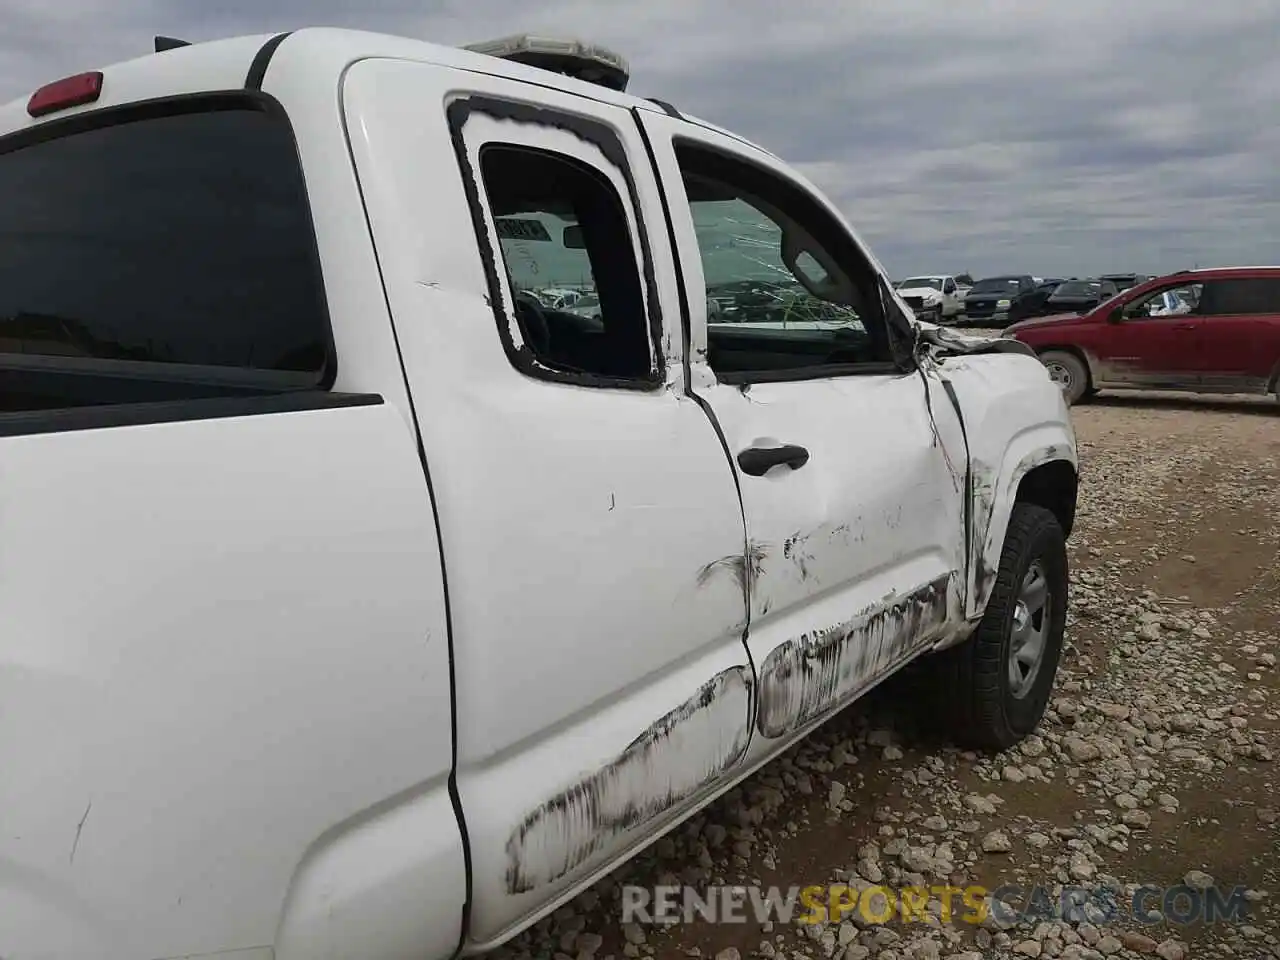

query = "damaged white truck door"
[[637, 112, 971, 764], [341, 62, 755, 950]]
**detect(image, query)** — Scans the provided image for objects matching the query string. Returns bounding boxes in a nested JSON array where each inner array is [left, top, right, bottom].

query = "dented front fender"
[[932, 348, 1078, 620]]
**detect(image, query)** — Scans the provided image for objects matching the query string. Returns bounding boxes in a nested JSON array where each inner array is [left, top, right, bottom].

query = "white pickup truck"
[[895, 275, 966, 323], [0, 28, 1079, 960]]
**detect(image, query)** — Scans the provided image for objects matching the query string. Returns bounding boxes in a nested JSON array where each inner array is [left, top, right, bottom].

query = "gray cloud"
[[2, 0, 1277, 278]]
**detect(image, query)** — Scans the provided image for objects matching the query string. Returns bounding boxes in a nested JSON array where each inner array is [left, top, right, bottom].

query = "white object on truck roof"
[[462, 33, 631, 91]]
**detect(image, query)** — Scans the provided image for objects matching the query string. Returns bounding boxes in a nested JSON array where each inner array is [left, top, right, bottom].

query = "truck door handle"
[[1175, 322, 1198, 330], [737, 444, 810, 476]]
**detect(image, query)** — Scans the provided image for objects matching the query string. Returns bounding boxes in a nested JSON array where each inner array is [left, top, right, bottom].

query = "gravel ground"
[[489, 384, 1280, 960]]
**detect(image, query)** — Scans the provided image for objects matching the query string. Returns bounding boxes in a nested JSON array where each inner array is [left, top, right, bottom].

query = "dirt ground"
[[492, 389, 1280, 960]]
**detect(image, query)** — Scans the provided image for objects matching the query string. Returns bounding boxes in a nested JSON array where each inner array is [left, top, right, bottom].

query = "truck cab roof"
[[1, 27, 779, 163]]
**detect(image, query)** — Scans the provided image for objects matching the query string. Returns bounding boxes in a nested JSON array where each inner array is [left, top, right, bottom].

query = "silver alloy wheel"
[[1008, 561, 1051, 699], [1043, 358, 1073, 393]]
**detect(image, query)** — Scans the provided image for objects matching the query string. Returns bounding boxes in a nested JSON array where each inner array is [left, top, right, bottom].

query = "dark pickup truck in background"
[[963, 274, 1037, 325], [1045, 278, 1121, 314]]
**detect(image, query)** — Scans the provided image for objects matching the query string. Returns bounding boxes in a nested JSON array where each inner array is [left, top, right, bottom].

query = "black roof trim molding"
[[245, 31, 293, 90], [646, 98, 682, 119]]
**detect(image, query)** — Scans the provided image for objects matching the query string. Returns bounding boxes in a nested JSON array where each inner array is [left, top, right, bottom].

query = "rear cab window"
[[0, 95, 332, 414]]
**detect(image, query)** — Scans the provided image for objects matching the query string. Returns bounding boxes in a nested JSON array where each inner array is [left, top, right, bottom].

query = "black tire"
[[1039, 350, 1090, 405], [930, 503, 1068, 751]]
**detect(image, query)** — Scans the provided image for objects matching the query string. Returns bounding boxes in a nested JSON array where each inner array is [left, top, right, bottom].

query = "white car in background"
[[565, 291, 601, 319], [537, 287, 586, 310], [895, 275, 965, 321]]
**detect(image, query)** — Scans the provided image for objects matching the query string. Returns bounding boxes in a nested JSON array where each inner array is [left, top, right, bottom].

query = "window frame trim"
[[0, 89, 339, 392], [445, 94, 667, 392], [0, 389, 383, 438], [667, 133, 917, 385]]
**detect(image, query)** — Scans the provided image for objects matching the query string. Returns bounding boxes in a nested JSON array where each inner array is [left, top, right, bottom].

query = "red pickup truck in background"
[[1002, 266, 1280, 404]]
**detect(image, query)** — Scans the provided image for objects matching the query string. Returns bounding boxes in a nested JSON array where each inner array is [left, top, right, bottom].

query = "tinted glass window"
[[1053, 281, 1102, 297], [971, 278, 1022, 293], [0, 103, 329, 386], [1200, 277, 1280, 315]]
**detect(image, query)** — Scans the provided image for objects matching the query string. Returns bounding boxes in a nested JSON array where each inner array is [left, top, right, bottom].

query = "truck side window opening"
[[0, 102, 331, 413], [674, 142, 893, 380], [477, 144, 653, 381]]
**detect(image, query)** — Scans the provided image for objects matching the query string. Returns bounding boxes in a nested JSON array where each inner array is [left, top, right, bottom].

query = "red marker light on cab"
[[27, 72, 104, 118]]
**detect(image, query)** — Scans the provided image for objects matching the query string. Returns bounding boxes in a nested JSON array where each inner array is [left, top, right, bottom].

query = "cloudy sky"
[[4, 0, 1278, 279]]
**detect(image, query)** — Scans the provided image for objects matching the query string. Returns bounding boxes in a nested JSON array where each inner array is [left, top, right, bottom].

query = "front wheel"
[[1040, 350, 1090, 405], [928, 503, 1068, 751]]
